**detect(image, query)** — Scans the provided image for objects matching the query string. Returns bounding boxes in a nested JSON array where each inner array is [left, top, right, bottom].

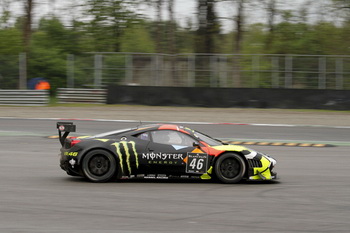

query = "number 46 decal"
[[186, 153, 208, 174]]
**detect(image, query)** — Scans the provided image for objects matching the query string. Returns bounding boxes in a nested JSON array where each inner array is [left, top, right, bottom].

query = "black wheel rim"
[[220, 158, 240, 179], [88, 155, 110, 176]]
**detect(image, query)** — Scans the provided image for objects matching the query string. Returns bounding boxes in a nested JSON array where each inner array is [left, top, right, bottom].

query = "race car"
[[57, 122, 277, 183]]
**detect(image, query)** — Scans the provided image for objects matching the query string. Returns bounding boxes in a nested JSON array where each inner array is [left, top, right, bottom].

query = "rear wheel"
[[82, 150, 117, 182], [214, 153, 246, 184]]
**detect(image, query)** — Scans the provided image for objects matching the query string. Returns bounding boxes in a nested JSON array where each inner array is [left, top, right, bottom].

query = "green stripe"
[[112, 142, 124, 174], [130, 141, 139, 168], [121, 141, 132, 174]]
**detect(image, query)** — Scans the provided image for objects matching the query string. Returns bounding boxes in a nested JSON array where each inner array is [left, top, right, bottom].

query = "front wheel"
[[82, 150, 117, 182], [214, 153, 246, 184]]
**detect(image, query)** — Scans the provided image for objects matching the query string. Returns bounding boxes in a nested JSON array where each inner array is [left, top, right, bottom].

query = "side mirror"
[[193, 142, 200, 148]]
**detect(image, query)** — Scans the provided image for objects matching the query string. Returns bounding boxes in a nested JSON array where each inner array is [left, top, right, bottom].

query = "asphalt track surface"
[[1, 111, 350, 232]]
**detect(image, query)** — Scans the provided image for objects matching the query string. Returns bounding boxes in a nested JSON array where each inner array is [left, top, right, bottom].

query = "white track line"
[[1, 117, 350, 129]]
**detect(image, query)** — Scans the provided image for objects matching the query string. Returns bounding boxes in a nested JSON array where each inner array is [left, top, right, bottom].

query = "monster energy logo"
[[111, 141, 138, 176]]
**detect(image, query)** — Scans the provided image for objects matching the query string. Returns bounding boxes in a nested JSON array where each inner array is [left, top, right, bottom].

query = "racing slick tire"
[[214, 153, 246, 184], [82, 149, 117, 182]]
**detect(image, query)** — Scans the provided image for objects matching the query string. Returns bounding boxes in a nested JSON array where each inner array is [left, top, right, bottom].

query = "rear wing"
[[57, 122, 76, 146]]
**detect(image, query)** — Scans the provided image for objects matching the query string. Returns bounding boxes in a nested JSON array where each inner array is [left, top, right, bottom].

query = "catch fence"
[[2, 53, 350, 90]]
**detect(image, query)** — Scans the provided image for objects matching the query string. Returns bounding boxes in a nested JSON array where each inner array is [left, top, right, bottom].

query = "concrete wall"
[[107, 85, 350, 110]]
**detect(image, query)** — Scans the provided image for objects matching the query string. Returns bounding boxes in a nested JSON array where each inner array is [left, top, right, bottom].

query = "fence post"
[[67, 54, 74, 88], [19, 53, 27, 89], [125, 54, 133, 85], [285, 56, 293, 88], [252, 55, 260, 88], [220, 56, 228, 87], [153, 54, 161, 86], [336, 58, 343, 90], [210, 55, 217, 87], [319, 57, 326, 89], [272, 57, 279, 88], [94, 54, 103, 88], [188, 55, 195, 87]]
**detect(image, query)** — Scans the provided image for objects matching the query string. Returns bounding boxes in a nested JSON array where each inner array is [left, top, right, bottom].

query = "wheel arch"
[[212, 151, 249, 178], [78, 146, 119, 165]]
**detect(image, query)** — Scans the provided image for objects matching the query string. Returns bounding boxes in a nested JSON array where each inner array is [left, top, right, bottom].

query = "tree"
[[263, 0, 278, 50], [155, 0, 164, 53], [195, 0, 220, 53], [233, 0, 244, 54], [120, 21, 155, 53], [23, 0, 33, 52], [167, 0, 176, 54], [83, 0, 137, 52], [332, 0, 350, 22], [0, 0, 11, 28], [15, 0, 34, 89]]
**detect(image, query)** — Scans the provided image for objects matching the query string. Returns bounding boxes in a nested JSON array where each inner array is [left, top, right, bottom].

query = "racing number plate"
[[186, 153, 208, 174]]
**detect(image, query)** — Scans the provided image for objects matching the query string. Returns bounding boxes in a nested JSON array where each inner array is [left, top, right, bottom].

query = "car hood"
[[211, 144, 277, 165]]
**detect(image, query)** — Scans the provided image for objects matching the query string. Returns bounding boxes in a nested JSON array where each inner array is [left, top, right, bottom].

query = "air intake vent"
[[248, 159, 262, 168]]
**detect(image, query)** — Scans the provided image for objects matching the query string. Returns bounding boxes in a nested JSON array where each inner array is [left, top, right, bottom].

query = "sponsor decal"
[[185, 153, 208, 174], [142, 152, 185, 165], [69, 158, 76, 168], [142, 152, 184, 161], [111, 141, 138, 176], [64, 151, 78, 157]]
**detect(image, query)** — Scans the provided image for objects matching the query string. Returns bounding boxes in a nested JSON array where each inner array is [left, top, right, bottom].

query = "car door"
[[140, 130, 203, 175]]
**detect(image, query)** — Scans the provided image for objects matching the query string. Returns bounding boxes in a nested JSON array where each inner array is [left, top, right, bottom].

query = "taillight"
[[70, 139, 81, 147]]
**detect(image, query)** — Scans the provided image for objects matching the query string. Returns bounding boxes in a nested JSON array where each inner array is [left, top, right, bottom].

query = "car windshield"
[[89, 128, 136, 138], [194, 131, 223, 146]]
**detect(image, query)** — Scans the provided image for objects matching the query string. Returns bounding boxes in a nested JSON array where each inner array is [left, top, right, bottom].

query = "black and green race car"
[[57, 122, 277, 183]]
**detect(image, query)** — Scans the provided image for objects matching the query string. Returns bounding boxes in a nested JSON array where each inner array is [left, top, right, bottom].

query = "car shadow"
[[62, 176, 280, 185]]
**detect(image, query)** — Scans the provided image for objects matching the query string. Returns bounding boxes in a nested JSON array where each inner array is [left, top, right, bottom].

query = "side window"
[[136, 132, 150, 141], [150, 130, 197, 147]]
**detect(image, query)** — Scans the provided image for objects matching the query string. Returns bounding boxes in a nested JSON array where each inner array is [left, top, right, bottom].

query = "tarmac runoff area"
[[0, 105, 350, 127], [1, 105, 349, 147]]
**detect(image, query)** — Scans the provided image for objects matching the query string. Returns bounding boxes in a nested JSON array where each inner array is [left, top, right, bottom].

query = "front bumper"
[[248, 155, 277, 181]]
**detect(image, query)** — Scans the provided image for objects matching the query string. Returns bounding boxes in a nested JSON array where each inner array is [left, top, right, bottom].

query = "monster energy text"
[[142, 152, 184, 161]]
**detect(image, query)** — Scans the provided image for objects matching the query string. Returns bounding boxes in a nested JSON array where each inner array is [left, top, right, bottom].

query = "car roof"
[[89, 124, 195, 139], [134, 124, 194, 135]]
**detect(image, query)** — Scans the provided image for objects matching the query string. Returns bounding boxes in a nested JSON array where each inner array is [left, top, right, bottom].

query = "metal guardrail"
[[57, 88, 106, 104], [0, 90, 49, 106]]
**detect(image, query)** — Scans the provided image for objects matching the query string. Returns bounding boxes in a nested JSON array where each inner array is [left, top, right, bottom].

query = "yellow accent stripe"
[[223, 141, 334, 147], [200, 166, 213, 180], [95, 139, 109, 142]]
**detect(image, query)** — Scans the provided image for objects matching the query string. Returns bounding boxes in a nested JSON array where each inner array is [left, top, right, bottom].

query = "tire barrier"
[[0, 90, 49, 106], [57, 88, 107, 104]]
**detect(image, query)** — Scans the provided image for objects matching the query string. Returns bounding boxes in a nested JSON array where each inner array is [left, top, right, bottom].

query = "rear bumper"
[[59, 150, 81, 175]]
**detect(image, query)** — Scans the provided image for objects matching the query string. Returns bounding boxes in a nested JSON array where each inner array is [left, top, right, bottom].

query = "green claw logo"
[[111, 141, 138, 175]]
